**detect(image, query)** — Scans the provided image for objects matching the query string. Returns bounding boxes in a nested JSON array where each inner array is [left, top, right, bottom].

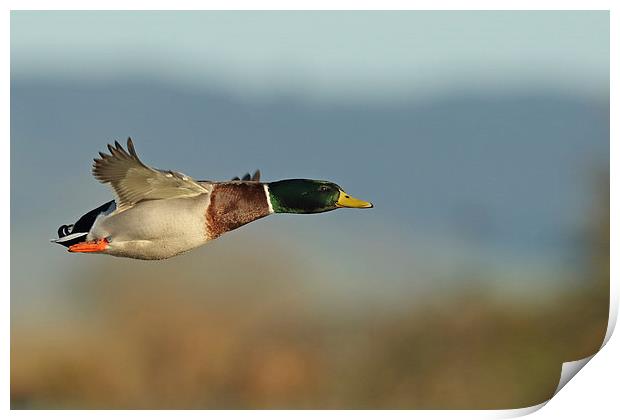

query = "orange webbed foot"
[[68, 238, 109, 253]]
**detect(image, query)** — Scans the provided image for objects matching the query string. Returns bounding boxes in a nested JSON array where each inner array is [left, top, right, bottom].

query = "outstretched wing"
[[92, 138, 209, 211]]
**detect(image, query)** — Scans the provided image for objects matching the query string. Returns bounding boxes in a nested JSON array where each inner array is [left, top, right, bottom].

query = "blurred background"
[[10, 11, 609, 409]]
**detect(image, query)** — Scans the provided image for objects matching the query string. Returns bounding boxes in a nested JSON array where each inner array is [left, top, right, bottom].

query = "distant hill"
[[11, 78, 609, 263]]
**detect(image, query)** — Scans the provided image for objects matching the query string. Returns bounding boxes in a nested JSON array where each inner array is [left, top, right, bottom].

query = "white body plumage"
[[88, 192, 213, 260]]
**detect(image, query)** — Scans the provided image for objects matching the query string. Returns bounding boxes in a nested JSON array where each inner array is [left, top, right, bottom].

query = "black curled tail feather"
[[52, 200, 116, 248], [58, 224, 74, 238]]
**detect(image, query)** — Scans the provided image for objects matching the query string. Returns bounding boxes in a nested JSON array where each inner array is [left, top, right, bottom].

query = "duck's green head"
[[267, 179, 373, 214]]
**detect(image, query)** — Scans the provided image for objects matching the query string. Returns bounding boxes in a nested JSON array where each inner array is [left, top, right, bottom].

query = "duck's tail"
[[52, 225, 88, 247], [51, 200, 116, 248]]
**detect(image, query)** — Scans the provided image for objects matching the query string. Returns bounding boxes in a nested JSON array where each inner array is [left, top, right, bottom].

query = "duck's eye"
[[318, 186, 329, 192]]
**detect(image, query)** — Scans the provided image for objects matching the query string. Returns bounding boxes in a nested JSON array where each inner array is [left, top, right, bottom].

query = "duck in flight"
[[52, 138, 373, 260]]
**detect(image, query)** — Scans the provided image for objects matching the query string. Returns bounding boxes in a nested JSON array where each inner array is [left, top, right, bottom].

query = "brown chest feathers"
[[206, 183, 271, 239]]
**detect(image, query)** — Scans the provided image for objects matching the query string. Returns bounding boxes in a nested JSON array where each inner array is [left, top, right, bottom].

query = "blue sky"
[[11, 11, 609, 101]]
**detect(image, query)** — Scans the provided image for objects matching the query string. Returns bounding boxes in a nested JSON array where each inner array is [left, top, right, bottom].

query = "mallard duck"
[[52, 138, 373, 260]]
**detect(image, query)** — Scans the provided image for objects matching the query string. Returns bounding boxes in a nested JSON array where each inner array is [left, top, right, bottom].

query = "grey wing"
[[231, 170, 261, 182], [92, 138, 210, 211]]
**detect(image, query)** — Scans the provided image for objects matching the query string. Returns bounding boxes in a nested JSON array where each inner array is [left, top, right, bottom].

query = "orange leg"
[[68, 238, 109, 253]]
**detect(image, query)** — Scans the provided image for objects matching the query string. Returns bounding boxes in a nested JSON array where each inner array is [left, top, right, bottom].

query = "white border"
[[4, 1, 616, 418], [2, 0, 616, 11]]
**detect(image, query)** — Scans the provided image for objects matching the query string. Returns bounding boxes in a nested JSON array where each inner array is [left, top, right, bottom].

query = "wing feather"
[[92, 138, 209, 210], [231, 170, 261, 182]]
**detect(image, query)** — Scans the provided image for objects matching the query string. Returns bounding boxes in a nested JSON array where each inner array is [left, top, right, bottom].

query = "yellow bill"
[[336, 190, 374, 209]]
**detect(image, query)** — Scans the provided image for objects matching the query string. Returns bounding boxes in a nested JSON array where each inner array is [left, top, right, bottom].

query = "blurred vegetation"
[[11, 173, 608, 409]]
